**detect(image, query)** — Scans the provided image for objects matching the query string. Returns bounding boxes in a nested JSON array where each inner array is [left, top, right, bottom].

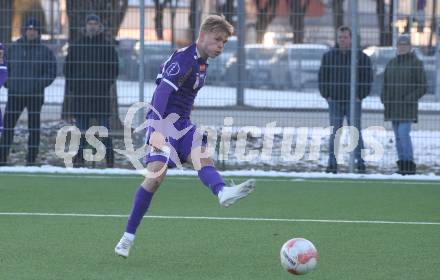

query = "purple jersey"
[[145, 43, 210, 167], [151, 43, 208, 119], [0, 42, 7, 131], [0, 43, 6, 87]]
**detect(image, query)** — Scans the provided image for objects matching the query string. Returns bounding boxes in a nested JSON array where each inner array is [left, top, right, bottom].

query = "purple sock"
[[125, 186, 154, 234], [198, 166, 226, 195]]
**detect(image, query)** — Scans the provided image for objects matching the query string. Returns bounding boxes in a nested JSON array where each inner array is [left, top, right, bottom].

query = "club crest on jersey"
[[166, 62, 180, 76], [199, 64, 206, 72]]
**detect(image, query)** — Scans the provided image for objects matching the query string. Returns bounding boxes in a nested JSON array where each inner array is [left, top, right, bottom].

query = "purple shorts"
[[145, 118, 208, 168]]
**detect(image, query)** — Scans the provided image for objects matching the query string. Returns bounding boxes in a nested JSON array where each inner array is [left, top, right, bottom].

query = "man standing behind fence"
[[381, 34, 427, 175], [64, 14, 119, 168], [318, 25, 373, 174], [0, 18, 56, 166]]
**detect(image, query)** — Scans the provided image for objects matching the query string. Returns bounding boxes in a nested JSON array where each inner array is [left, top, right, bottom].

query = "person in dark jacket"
[[64, 14, 119, 168], [0, 18, 56, 166], [381, 34, 427, 175], [318, 25, 373, 174]]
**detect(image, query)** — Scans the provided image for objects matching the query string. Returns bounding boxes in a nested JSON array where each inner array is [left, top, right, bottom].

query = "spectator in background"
[[64, 14, 119, 168], [381, 34, 427, 175], [318, 25, 373, 174], [0, 42, 7, 133], [0, 18, 56, 166]]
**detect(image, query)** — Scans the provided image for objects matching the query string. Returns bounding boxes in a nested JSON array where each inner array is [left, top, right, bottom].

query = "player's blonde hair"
[[199, 15, 234, 37]]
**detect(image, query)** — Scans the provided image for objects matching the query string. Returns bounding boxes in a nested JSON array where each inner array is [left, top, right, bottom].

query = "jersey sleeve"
[[0, 44, 7, 88], [150, 81, 173, 118], [159, 53, 194, 91]]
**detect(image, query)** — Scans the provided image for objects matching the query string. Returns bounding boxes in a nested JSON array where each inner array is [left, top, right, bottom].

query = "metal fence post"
[[392, 0, 399, 47], [436, 21, 440, 101], [195, 0, 201, 39], [236, 0, 246, 106], [138, 0, 145, 130], [349, 0, 358, 173]]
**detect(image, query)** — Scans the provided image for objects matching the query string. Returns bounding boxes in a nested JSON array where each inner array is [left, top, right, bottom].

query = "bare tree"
[[5, 0, 47, 40], [189, 0, 197, 41], [217, 0, 235, 26], [332, 0, 344, 41], [66, 0, 127, 43], [63, 0, 128, 130], [428, 0, 437, 51], [376, 0, 393, 46], [22, 1, 46, 29], [0, 0, 13, 44], [289, 0, 311, 43], [255, 0, 277, 43], [154, 0, 171, 40]]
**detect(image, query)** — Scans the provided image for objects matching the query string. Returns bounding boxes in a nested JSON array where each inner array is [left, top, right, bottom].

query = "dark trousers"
[[74, 114, 114, 166], [0, 95, 44, 164]]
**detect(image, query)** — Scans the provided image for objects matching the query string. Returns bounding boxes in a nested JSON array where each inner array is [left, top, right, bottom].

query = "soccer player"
[[115, 15, 256, 258]]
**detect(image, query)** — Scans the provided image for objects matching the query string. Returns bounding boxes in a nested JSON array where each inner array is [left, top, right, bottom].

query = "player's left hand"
[[149, 131, 166, 150]]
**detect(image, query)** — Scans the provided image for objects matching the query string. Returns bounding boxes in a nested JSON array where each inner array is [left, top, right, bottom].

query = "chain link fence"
[[0, 0, 439, 174]]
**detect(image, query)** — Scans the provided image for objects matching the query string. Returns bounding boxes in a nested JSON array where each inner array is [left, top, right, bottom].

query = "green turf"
[[0, 173, 439, 280]]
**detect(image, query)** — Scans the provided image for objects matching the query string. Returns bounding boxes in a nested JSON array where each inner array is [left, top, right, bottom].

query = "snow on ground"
[[201, 126, 440, 174], [2, 77, 439, 111], [1, 78, 439, 176], [5, 120, 440, 175], [1, 165, 440, 181]]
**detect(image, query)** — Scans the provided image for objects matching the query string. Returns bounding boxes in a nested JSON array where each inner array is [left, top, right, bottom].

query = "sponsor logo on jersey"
[[166, 62, 180, 76], [178, 67, 193, 87]]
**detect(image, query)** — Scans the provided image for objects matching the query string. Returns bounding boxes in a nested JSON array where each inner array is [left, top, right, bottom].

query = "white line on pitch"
[[0, 212, 438, 226]]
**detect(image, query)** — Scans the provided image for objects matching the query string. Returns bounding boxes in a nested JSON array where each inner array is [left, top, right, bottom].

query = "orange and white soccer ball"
[[280, 237, 319, 275]]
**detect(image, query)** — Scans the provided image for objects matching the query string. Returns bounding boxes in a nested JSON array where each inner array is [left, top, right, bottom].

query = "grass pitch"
[[0, 173, 439, 280]]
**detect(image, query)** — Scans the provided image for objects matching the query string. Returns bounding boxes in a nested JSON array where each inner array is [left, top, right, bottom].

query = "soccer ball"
[[280, 237, 319, 275]]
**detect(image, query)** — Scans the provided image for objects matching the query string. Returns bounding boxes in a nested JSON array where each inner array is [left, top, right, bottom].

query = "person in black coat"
[[0, 18, 56, 166], [381, 34, 427, 175], [64, 14, 119, 168], [318, 25, 373, 174]]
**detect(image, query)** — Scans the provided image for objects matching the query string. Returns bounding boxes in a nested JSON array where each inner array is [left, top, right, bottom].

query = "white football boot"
[[115, 234, 134, 258], [218, 179, 256, 207]]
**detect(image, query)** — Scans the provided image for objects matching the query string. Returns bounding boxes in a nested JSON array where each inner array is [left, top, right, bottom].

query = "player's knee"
[[141, 176, 164, 193], [200, 157, 214, 167], [189, 147, 214, 170], [141, 161, 168, 192], [191, 155, 214, 171]]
